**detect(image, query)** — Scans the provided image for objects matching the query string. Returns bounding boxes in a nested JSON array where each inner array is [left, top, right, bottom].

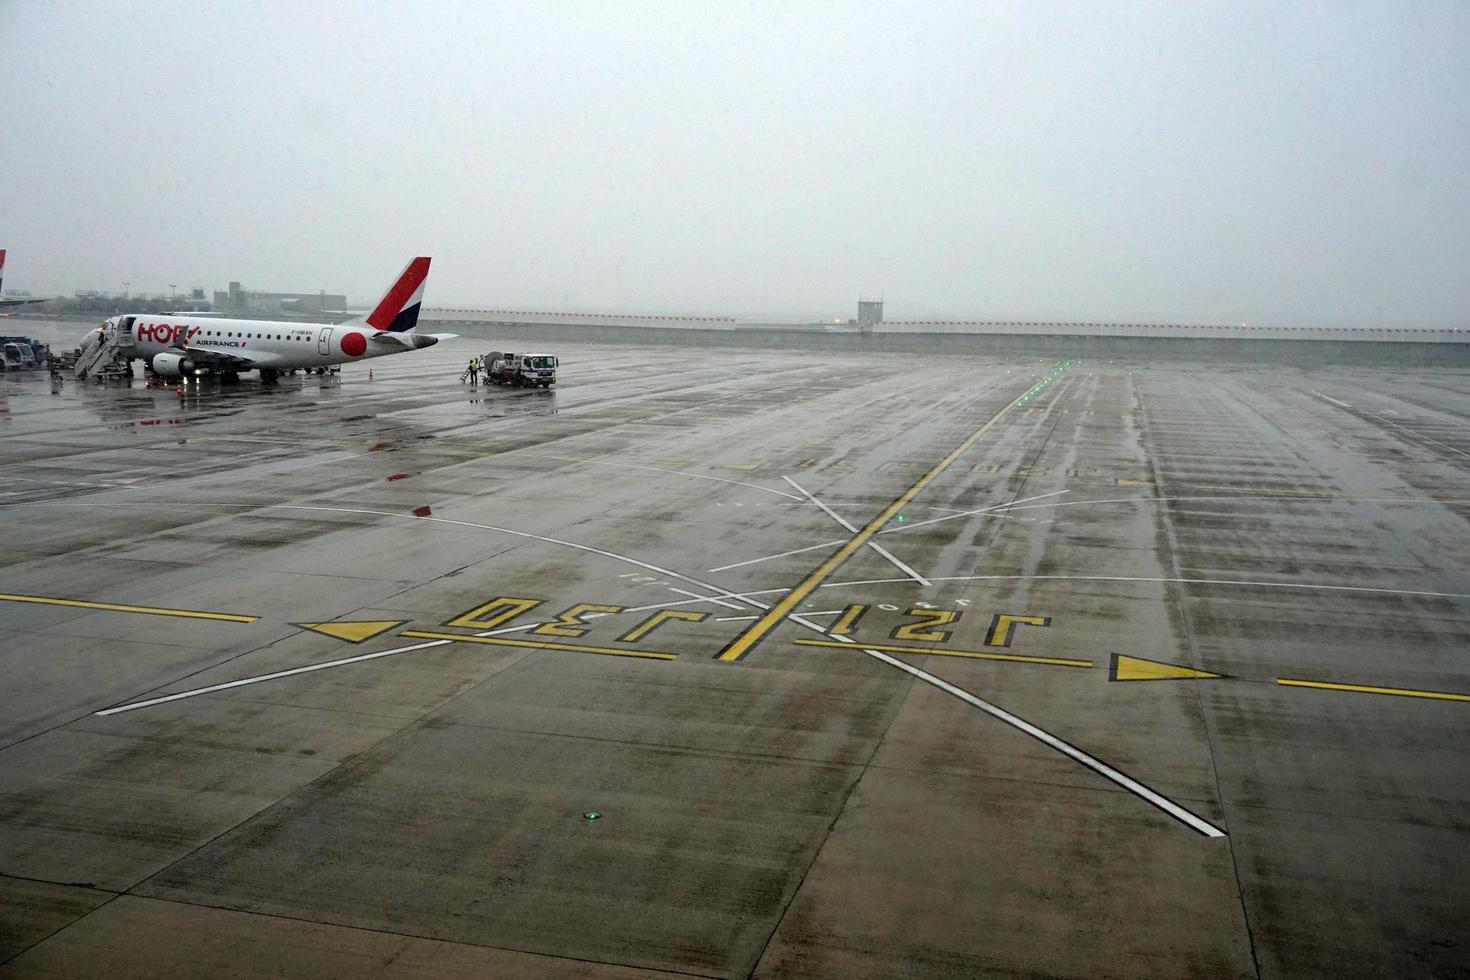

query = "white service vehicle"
[[487, 351, 558, 387]]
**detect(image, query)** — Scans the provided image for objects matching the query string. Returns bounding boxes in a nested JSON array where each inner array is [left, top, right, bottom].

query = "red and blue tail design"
[[360, 256, 431, 333]]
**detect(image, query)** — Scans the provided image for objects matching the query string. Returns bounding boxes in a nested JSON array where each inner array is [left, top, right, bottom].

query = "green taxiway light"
[[583, 810, 601, 821]]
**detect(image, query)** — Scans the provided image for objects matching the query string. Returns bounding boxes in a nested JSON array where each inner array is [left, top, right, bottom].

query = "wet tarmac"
[[1, 321, 1468, 978]]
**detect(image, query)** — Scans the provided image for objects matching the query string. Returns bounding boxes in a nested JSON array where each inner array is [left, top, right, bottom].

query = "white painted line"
[[875, 489, 1071, 534], [715, 615, 758, 622], [668, 586, 744, 611], [785, 593, 1226, 836], [822, 573, 1470, 601], [97, 621, 545, 716], [708, 538, 845, 573], [96, 640, 455, 714], [783, 476, 932, 587], [97, 504, 800, 716], [1370, 412, 1470, 460], [1313, 390, 1470, 460], [279, 505, 762, 605], [707, 489, 1065, 574], [821, 632, 1226, 838], [639, 587, 790, 610], [866, 541, 933, 588]]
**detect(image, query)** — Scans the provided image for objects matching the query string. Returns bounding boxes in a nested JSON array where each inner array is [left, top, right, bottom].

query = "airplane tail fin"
[[354, 256, 430, 333], [1, 249, 7, 294]]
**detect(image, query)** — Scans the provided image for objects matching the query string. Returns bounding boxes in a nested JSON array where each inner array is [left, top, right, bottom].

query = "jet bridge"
[[74, 316, 137, 380]]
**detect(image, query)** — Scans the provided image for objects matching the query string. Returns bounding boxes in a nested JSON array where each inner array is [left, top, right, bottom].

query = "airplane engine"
[[150, 352, 196, 377]]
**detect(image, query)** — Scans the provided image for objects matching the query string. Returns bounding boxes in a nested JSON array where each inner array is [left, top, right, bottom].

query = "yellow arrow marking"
[[0, 592, 256, 623], [796, 638, 1090, 668], [295, 620, 406, 644], [401, 630, 676, 661], [1277, 678, 1470, 703], [1109, 653, 1223, 682]]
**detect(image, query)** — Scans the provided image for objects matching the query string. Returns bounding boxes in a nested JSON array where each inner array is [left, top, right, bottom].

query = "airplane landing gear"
[[259, 368, 280, 385]]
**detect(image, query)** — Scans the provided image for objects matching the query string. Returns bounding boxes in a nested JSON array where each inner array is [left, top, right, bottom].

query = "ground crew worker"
[[467, 357, 478, 385]]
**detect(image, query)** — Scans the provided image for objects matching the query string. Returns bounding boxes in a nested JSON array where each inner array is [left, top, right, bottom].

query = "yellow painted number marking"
[[447, 596, 543, 630], [533, 603, 626, 638], [828, 604, 869, 636], [893, 608, 961, 643], [618, 609, 708, 643], [984, 613, 1052, 648]]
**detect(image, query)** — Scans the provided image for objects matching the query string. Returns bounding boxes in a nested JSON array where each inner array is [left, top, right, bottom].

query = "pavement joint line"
[[0, 592, 258, 623], [533, 452, 805, 500], [275, 505, 779, 613], [717, 377, 1048, 662], [782, 475, 933, 587], [1277, 678, 1470, 702], [795, 638, 1091, 668], [401, 630, 677, 660]]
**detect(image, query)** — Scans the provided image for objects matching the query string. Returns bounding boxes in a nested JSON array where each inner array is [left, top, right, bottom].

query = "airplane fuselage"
[[83, 256, 440, 381], [104, 314, 435, 378]]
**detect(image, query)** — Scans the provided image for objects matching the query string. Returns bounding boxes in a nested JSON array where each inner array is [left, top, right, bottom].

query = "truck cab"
[[487, 351, 558, 387], [516, 354, 558, 387]]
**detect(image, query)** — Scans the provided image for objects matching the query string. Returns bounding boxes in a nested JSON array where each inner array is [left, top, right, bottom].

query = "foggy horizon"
[[3, 2, 1467, 327]]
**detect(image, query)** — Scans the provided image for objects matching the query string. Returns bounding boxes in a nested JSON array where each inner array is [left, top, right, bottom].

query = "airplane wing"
[[369, 331, 416, 349], [0, 297, 48, 309], [172, 341, 258, 370], [368, 330, 458, 350]]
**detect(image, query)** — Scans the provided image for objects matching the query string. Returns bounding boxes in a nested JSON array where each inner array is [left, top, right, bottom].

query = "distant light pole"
[[122, 281, 130, 299], [169, 284, 177, 304]]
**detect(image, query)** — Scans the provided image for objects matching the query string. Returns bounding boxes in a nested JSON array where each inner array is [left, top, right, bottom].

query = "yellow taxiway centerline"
[[1277, 678, 1470, 703], [795, 638, 1090, 668], [716, 375, 1050, 662], [400, 630, 677, 660], [0, 592, 257, 623]]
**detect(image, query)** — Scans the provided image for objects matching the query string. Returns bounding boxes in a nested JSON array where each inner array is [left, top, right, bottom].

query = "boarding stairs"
[[74, 317, 137, 380]]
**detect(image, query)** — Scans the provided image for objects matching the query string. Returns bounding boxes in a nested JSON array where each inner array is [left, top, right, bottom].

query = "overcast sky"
[[2, 2, 1466, 324]]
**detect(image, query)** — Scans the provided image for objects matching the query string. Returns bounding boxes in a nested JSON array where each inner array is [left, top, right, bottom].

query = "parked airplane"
[[0, 251, 49, 309], [81, 256, 453, 383]]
